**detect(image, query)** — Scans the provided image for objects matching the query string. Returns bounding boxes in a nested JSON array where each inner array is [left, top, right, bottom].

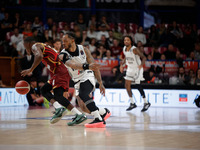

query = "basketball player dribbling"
[[21, 37, 99, 125]]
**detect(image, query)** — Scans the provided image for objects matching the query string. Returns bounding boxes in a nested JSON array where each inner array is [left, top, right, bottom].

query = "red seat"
[[144, 47, 152, 55], [109, 23, 115, 31], [181, 54, 187, 60], [118, 23, 125, 33], [6, 32, 14, 42], [173, 47, 179, 52], [158, 47, 167, 54], [129, 23, 138, 33], [70, 22, 75, 30], [58, 22, 66, 30]]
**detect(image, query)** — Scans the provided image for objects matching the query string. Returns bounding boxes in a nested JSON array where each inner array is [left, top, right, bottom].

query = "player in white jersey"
[[59, 32, 111, 128], [120, 36, 151, 112]]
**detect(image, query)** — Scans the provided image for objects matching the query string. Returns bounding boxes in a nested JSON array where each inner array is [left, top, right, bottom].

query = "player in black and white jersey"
[[120, 36, 151, 112], [59, 32, 111, 128]]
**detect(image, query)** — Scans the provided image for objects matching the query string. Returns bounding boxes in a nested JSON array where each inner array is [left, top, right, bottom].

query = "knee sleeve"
[[40, 83, 53, 102], [79, 91, 91, 103], [79, 80, 98, 112], [53, 87, 70, 108], [135, 84, 145, 98], [79, 89, 98, 112], [79, 80, 94, 102]]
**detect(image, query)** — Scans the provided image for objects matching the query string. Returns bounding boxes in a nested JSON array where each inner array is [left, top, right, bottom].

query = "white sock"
[[91, 110, 102, 121], [70, 97, 76, 106], [71, 107, 82, 115], [53, 101, 62, 109], [130, 97, 135, 104], [98, 108, 106, 115], [143, 97, 148, 103]]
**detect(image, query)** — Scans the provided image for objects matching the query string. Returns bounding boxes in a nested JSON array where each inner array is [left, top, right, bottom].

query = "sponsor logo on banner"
[[179, 94, 188, 102], [94, 89, 198, 108], [0, 88, 28, 106]]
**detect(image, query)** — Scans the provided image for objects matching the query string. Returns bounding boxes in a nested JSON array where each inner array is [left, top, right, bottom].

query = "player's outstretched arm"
[[59, 53, 100, 71], [84, 47, 105, 96], [21, 44, 43, 77]]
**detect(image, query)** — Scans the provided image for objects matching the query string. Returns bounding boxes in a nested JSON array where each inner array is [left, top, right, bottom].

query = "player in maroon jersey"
[[21, 37, 99, 125]]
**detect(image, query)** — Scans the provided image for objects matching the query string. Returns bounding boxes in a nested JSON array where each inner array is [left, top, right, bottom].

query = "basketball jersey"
[[60, 45, 94, 82], [32, 43, 62, 74], [123, 45, 142, 71], [123, 45, 144, 83]]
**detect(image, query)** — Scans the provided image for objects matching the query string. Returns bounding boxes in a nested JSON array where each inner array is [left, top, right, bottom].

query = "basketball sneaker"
[[43, 97, 50, 109], [126, 103, 137, 111], [194, 96, 200, 108], [67, 114, 87, 126], [101, 108, 111, 121], [85, 118, 106, 128], [141, 103, 151, 112], [50, 107, 67, 124]]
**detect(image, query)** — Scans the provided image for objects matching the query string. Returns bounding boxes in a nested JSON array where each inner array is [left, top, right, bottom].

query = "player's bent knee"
[[54, 95, 64, 101], [54, 95, 71, 106], [79, 92, 90, 103], [79, 93, 97, 112]]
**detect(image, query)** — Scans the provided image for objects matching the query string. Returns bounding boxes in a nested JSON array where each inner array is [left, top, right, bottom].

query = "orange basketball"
[[15, 80, 30, 95]]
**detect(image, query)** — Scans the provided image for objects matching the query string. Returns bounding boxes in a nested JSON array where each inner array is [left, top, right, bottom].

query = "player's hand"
[[89, 63, 100, 71], [21, 69, 32, 77], [27, 72, 32, 76], [99, 83, 105, 96], [63, 91, 70, 99], [138, 65, 143, 70]]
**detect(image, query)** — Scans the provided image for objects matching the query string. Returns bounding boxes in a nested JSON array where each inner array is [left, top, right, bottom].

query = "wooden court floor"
[[0, 105, 200, 150]]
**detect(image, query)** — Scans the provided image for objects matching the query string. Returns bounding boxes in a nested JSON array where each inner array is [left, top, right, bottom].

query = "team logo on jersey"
[[80, 50, 86, 59], [80, 50, 84, 55]]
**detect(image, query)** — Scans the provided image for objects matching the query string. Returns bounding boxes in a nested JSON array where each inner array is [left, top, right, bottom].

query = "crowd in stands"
[[0, 8, 200, 88]]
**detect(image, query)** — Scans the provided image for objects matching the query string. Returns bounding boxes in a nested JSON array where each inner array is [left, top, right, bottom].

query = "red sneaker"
[[85, 118, 106, 128], [101, 108, 111, 121]]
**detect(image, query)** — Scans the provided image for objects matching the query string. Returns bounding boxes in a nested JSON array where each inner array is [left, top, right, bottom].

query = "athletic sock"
[[70, 96, 76, 106], [143, 97, 148, 103], [98, 108, 106, 115], [53, 101, 62, 109], [130, 97, 135, 104], [71, 107, 82, 115], [91, 110, 102, 121]]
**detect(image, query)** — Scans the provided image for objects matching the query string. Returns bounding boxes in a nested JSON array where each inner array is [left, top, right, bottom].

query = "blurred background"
[[0, 0, 199, 90]]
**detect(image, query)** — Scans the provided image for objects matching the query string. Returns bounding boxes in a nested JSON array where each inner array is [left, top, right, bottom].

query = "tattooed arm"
[[59, 54, 84, 70], [119, 56, 126, 73], [84, 47, 105, 96], [59, 53, 100, 71]]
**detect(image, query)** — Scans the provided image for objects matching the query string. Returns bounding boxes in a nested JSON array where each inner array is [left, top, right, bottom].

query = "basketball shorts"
[[48, 63, 70, 90], [124, 67, 145, 84], [74, 71, 95, 96]]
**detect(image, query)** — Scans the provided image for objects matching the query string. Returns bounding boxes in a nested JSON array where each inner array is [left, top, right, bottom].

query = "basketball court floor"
[[0, 105, 200, 150]]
